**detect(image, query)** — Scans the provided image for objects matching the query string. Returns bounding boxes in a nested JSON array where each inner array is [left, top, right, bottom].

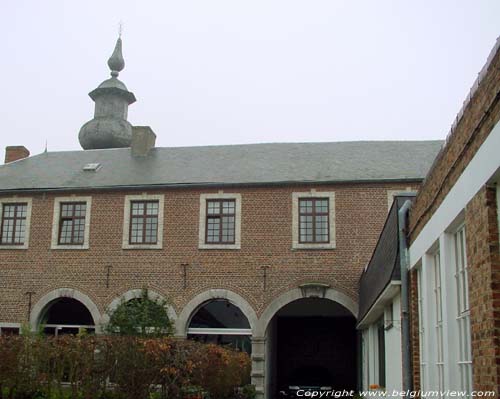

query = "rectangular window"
[[433, 251, 444, 391], [299, 198, 329, 243], [454, 227, 472, 394], [58, 202, 86, 245], [129, 200, 159, 244], [417, 267, 427, 391], [205, 199, 235, 244], [0, 203, 27, 245]]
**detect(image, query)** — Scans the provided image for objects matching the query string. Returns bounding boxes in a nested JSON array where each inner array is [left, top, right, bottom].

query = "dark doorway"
[[268, 298, 357, 396]]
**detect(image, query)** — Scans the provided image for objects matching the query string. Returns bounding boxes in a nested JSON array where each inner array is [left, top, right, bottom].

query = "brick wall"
[[465, 185, 500, 392], [409, 46, 500, 243], [0, 182, 417, 325], [409, 268, 420, 392]]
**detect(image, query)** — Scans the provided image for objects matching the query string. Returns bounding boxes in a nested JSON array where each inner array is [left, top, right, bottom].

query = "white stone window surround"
[[198, 192, 242, 250], [292, 190, 336, 250], [122, 193, 164, 249], [0, 197, 33, 250], [51, 196, 92, 250]]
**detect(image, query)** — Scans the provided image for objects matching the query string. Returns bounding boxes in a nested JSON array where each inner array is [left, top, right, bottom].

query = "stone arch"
[[254, 286, 358, 337], [30, 288, 101, 332], [101, 289, 177, 326], [175, 289, 258, 337]]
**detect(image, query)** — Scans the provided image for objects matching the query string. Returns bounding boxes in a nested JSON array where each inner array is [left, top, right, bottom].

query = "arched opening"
[[266, 298, 357, 397], [39, 297, 96, 336], [187, 299, 252, 353]]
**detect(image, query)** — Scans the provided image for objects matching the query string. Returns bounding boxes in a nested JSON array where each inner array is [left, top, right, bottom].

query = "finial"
[[107, 36, 125, 77]]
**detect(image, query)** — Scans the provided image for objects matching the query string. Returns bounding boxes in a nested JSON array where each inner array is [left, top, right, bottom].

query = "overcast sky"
[[1, 1, 499, 156]]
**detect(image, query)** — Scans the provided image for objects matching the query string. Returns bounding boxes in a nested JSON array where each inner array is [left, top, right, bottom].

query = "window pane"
[[146, 201, 159, 215], [131, 202, 144, 215], [299, 200, 313, 213], [3, 205, 15, 218], [207, 201, 220, 215], [222, 201, 235, 214], [315, 199, 329, 213]]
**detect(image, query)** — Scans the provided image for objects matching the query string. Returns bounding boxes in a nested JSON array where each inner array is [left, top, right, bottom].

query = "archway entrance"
[[266, 298, 357, 397], [187, 299, 252, 353], [39, 297, 96, 335]]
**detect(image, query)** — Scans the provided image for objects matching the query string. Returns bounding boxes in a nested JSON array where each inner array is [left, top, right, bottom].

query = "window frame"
[[292, 191, 335, 249], [128, 200, 160, 245], [0, 198, 32, 250], [122, 194, 164, 250], [57, 202, 87, 245], [51, 197, 92, 250], [198, 193, 241, 250], [298, 197, 330, 244], [0, 202, 28, 246], [205, 199, 236, 245]]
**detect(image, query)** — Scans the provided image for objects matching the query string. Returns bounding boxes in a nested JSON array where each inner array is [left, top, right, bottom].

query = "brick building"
[[356, 37, 500, 396], [0, 37, 443, 398], [406, 37, 500, 394]]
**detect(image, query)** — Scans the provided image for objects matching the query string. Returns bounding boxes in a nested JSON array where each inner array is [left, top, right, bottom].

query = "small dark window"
[[0, 203, 28, 245], [129, 201, 159, 244], [299, 198, 329, 243], [205, 199, 235, 244], [58, 202, 87, 245], [0, 327, 20, 336]]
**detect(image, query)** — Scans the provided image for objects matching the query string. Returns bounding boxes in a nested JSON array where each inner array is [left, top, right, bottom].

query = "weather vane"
[[118, 21, 123, 38]]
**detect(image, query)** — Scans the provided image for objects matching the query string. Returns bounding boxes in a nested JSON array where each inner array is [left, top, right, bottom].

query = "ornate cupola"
[[79, 37, 137, 150]]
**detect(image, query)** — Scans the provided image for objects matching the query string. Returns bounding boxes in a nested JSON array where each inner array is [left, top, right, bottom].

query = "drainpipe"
[[398, 200, 413, 392]]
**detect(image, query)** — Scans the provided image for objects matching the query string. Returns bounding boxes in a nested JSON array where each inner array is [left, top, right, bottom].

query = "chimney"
[[5, 146, 30, 164], [131, 126, 156, 156]]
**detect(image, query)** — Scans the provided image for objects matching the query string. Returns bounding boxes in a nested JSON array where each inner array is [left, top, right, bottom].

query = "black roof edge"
[[0, 178, 425, 195]]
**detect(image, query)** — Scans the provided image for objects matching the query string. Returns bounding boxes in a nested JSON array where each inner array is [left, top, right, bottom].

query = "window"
[[292, 191, 335, 249], [432, 251, 444, 390], [206, 199, 235, 244], [454, 227, 472, 393], [129, 201, 159, 244], [58, 202, 86, 245], [0, 198, 32, 249], [0, 324, 20, 336], [1, 203, 27, 245], [417, 267, 427, 391], [299, 198, 329, 243], [51, 197, 91, 249], [122, 194, 164, 249], [198, 193, 241, 250], [187, 299, 252, 353]]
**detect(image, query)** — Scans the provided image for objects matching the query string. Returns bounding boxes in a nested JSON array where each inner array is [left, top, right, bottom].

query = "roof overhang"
[[357, 281, 401, 329]]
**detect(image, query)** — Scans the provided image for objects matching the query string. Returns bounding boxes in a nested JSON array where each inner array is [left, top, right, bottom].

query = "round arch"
[[176, 289, 258, 337], [30, 288, 101, 331], [254, 287, 358, 337], [102, 289, 177, 326]]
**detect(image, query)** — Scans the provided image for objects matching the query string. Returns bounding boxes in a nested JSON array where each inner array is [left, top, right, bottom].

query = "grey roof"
[[0, 141, 443, 192]]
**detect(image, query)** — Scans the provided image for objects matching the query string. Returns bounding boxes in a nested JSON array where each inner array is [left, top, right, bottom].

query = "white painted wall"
[[360, 293, 402, 392], [384, 294, 402, 393]]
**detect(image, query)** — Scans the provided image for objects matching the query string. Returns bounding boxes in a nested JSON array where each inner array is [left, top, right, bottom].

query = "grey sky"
[[1, 1, 499, 156]]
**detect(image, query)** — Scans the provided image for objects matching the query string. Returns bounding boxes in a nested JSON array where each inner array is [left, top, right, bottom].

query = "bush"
[[105, 288, 174, 337], [0, 335, 251, 399]]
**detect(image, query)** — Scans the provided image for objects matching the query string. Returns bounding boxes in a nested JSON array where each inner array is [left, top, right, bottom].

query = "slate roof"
[[357, 195, 413, 323], [0, 141, 443, 192]]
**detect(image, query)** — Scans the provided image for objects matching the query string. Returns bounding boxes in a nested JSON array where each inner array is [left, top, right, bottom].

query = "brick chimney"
[[131, 126, 156, 156], [4, 146, 30, 164]]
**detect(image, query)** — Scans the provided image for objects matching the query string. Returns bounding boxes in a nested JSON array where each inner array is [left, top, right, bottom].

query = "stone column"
[[251, 336, 266, 399]]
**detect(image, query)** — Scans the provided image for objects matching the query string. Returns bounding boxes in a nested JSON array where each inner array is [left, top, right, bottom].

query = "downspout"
[[398, 200, 413, 392]]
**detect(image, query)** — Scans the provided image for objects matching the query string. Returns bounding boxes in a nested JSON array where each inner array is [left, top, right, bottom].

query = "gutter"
[[398, 200, 413, 391]]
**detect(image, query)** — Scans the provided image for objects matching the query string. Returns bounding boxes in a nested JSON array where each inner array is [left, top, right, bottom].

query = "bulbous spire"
[[107, 37, 125, 77], [78, 37, 136, 150]]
